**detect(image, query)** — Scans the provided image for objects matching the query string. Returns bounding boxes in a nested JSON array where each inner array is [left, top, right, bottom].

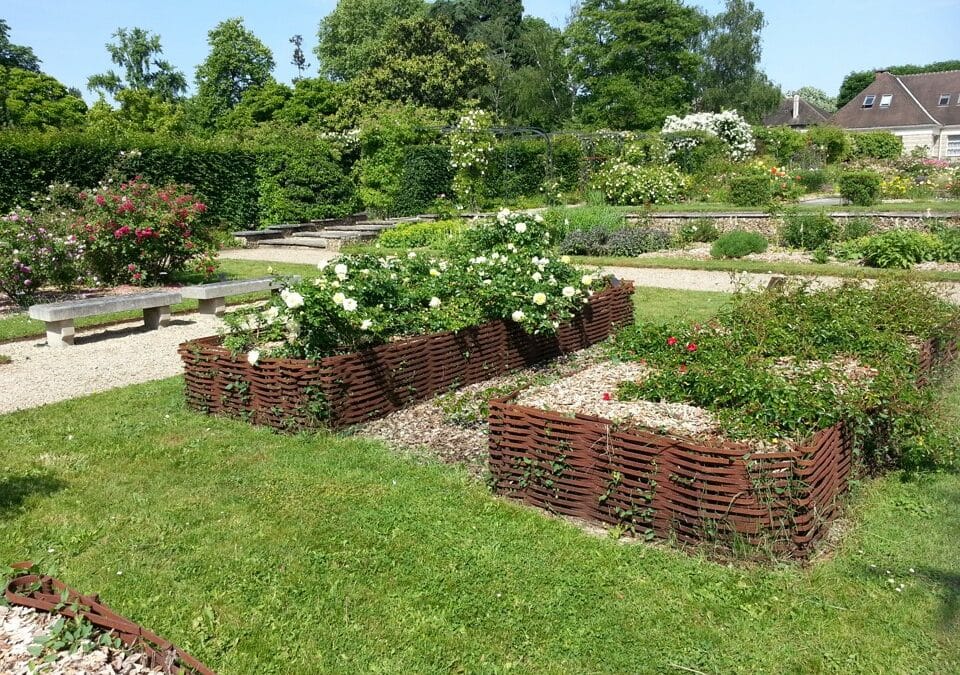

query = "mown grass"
[[0, 289, 957, 673], [0, 259, 319, 344]]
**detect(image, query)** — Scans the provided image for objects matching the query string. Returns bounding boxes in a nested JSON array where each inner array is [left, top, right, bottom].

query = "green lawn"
[[1, 289, 958, 673]]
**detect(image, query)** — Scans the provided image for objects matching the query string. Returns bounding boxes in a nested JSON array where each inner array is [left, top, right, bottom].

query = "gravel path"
[[0, 313, 224, 415]]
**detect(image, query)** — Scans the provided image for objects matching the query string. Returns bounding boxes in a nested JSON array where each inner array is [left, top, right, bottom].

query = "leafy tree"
[[315, 0, 425, 81], [289, 34, 310, 81], [217, 80, 292, 130], [428, 0, 523, 58], [499, 18, 573, 129], [193, 18, 275, 129], [788, 86, 836, 112], [0, 67, 86, 129], [0, 19, 40, 71], [277, 77, 346, 128], [566, 0, 706, 130], [837, 60, 960, 108], [85, 89, 187, 135], [87, 27, 187, 102], [349, 15, 489, 110], [697, 0, 780, 122]]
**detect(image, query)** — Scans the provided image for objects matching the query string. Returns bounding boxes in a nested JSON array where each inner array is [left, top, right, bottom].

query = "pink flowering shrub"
[[74, 177, 217, 284], [0, 207, 86, 307]]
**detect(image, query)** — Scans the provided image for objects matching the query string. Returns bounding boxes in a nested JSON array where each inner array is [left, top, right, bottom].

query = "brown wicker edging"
[[178, 282, 635, 431], [5, 562, 214, 674], [487, 330, 960, 559]]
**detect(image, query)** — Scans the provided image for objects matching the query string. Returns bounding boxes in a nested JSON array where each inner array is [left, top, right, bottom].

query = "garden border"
[[178, 282, 635, 431]]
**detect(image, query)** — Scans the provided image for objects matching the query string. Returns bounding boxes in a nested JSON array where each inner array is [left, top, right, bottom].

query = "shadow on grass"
[[0, 472, 66, 517], [919, 568, 960, 634]]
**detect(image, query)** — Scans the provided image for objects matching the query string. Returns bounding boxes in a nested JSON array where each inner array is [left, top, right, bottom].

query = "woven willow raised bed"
[[178, 282, 635, 431], [488, 329, 960, 559]]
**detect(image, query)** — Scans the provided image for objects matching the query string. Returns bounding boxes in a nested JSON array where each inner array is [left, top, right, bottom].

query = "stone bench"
[[29, 291, 182, 347], [180, 276, 299, 315]]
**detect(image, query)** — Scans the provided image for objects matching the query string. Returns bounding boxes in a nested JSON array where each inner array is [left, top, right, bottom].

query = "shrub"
[[780, 211, 839, 250], [483, 139, 547, 202], [795, 169, 827, 193], [560, 227, 610, 255], [376, 219, 465, 249], [937, 227, 960, 263], [394, 145, 454, 216], [661, 110, 756, 161], [753, 125, 807, 164], [660, 130, 729, 174], [861, 230, 941, 269], [601, 227, 673, 256], [592, 160, 688, 205], [543, 205, 625, 239], [852, 131, 903, 160], [710, 230, 767, 258], [74, 178, 217, 284], [256, 141, 356, 224], [677, 218, 720, 244], [727, 174, 772, 206], [806, 125, 851, 163], [841, 217, 874, 240], [838, 171, 882, 206], [551, 135, 585, 192]]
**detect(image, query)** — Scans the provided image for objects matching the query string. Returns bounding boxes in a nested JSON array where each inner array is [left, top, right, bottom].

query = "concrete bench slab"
[[180, 276, 300, 315], [29, 291, 182, 347]]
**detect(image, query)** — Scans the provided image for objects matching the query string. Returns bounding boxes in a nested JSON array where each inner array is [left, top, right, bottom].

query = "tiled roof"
[[832, 70, 960, 129], [763, 97, 831, 126]]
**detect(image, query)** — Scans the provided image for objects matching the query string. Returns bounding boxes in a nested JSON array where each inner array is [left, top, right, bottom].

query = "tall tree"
[[566, 0, 706, 130], [193, 18, 275, 129], [315, 0, 425, 81], [0, 19, 41, 71], [697, 0, 779, 121], [348, 15, 489, 110], [788, 86, 836, 112], [87, 27, 186, 101], [289, 34, 310, 82], [1, 67, 86, 129], [500, 18, 574, 129]]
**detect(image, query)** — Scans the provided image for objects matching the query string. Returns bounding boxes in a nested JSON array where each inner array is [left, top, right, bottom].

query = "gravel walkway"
[[0, 313, 224, 415]]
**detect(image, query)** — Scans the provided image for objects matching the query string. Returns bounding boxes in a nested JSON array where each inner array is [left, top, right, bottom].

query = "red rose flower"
[[667, 336, 678, 346], [679, 364, 688, 373], [687, 343, 697, 352], [602, 392, 612, 401]]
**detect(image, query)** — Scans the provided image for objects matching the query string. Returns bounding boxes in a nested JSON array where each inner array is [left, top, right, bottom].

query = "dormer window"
[[862, 95, 876, 108], [939, 94, 951, 106], [879, 94, 893, 108]]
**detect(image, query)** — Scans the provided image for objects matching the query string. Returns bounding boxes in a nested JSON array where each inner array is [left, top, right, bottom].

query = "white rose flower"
[[342, 298, 358, 312], [429, 268, 441, 277], [332, 292, 346, 306], [533, 292, 547, 305], [515, 222, 527, 234], [263, 306, 280, 323], [531, 272, 542, 282], [581, 274, 594, 286], [407, 251, 417, 259], [360, 319, 373, 330], [334, 263, 348, 279], [534, 213, 544, 223], [429, 296, 442, 308], [561, 255, 571, 264], [497, 207, 511, 224], [317, 260, 329, 270], [247, 349, 260, 366], [511, 310, 525, 322], [280, 289, 304, 309], [562, 286, 576, 298]]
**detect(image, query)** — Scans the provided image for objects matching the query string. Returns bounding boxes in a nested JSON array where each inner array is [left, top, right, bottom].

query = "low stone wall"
[[626, 212, 960, 240]]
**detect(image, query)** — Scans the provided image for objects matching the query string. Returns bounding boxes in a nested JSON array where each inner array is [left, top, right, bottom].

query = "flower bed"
[[179, 282, 635, 431]]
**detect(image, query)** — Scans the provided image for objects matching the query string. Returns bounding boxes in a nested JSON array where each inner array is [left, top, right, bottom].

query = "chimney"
[[793, 94, 800, 120]]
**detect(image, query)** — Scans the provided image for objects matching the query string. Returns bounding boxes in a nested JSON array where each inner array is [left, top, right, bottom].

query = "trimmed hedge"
[[395, 145, 454, 216], [838, 171, 882, 206]]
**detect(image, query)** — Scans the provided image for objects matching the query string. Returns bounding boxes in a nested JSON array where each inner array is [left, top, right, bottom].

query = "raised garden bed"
[[178, 282, 635, 431], [487, 330, 960, 559]]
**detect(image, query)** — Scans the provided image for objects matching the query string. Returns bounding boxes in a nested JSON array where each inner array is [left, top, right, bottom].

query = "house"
[[831, 70, 960, 159], [763, 94, 831, 129]]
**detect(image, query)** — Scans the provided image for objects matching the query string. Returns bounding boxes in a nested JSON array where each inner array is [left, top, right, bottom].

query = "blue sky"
[[4, 0, 959, 104]]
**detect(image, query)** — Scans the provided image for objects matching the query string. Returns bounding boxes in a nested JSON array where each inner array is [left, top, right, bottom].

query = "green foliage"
[[193, 18, 275, 129], [86, 27, 187, 102], [76, 177, 217, 284], [780, 210, 839, 250], [315, 0, 426, 81], [710, 230, 767, 258], [727, 174, 771, 206], [861, 230, 942, 269], [788, 86, 836, 112], [935, 227, 960, 263], [838, 170, 882, 206], [544, 205, 625, 238], [376, 219, 465, 248], [806, 125, 851, 163], [484, 139, 548, 202], [753, 125, 809, 164], [841, 217, 874, 241], [395, 145, 454, 216], [559, 227, 609, 255], [551, 135, 585, 191], [794, 168, 827, 194], [566, 0, 707, 130], [837, 70, 875, 109], [349, 15, 490, 110], [852, 132, 903, 160], [661, 130, 728, 173], [0, 19, 41, 72], [85, 89, 187, 135], [677, 218, 720, 243], [256, 137, 357, 224], [593, 160, 688, 205], [1, 68, 87, 130], [601, 227, 673, 256]]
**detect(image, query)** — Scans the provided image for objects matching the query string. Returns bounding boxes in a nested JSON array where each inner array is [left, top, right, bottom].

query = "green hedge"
[[483, 139, 547, 201], [395, 145, 454, 216], [852, 132, 903, 160]]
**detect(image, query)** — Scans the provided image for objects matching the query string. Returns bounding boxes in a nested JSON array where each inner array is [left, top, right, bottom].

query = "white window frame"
[[939, 94, 951, 106], [879, 94, 893, 108], [947, 134, 960, 158], [862, 95, 876, 108]]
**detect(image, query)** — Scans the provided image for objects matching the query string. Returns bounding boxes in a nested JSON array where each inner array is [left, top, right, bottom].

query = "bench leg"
[[143, 305, 172, 329], [45, 320, 75, 348], [197, 297, 226, 316]]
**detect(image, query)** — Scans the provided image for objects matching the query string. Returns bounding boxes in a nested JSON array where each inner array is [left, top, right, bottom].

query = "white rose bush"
[[222, 209, 609, 360]]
